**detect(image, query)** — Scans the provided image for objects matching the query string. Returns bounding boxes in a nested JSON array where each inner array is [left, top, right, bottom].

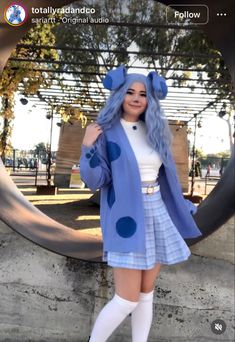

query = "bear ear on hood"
[[147, 71, 168, 100], [102, 65, 127, 90]]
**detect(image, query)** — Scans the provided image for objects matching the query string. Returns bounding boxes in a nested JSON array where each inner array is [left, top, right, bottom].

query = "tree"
[[1, 0, 234, 158], [0, 19, 60, 158], [32, 142, 47, 159], [133, 2, 234, 151], [52, 1, 234, 148], [194, 148, 206, 159], [52, 0, 150, 112], [0, 95, 14, 161]]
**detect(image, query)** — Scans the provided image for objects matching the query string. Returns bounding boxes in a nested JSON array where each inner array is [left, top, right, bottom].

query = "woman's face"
[[122, 82, 147, 122]]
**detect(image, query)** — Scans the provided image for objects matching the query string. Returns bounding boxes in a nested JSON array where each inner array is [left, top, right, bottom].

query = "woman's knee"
[[140, 263, 161, 293], [140, 284, 155, 293], [113, 267, 142, 302]]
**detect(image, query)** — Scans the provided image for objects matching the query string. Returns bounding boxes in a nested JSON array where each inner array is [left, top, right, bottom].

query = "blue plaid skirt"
[[103, 188, 191, 270]]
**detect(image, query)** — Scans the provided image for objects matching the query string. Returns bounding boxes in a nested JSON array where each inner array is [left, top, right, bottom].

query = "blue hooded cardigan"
[[80, 120, 202, 254]]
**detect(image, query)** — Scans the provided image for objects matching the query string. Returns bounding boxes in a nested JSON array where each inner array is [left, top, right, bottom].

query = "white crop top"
[[120, 118, 162, 182]]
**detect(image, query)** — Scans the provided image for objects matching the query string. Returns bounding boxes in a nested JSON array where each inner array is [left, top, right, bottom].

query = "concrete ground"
[[0, 174, 234, 341]]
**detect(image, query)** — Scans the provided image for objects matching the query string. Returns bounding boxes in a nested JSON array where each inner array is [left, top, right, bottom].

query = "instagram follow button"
[[4, 3, 28, 26], [166, 4, 209, 25]]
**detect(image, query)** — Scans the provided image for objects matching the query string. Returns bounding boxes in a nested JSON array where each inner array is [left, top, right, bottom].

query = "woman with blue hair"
[[80, 66, 201, 341]]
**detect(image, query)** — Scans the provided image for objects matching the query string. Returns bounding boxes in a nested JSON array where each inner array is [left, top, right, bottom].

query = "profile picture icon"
[[4, 3, 27, 26]]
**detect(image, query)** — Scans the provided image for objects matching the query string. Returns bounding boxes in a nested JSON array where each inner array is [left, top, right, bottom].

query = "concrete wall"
[[54, 121, 85, 188], [190, 216, 235, 264], [0, 217, 234, 341], [170, 122, 189, 191]]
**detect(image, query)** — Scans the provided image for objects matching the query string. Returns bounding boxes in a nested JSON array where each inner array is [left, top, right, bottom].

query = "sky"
[[11, 96, 61, 152], [193, 116, 230, 153], [10, 93, 231, 155]]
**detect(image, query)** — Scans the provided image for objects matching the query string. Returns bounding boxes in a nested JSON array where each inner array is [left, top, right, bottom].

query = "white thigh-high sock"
[[89, 293, 138, 342], [131, 290, 154, 342]]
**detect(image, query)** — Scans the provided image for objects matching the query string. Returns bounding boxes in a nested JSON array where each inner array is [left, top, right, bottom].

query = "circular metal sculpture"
[[0, 158, 102, 260], [0, 1, 234, 260]]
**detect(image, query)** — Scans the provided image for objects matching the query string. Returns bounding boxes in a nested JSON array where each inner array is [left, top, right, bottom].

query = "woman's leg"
[[113, 267, 142, 301], [89, 268, 142, 342], [131, 263, 161, 342]]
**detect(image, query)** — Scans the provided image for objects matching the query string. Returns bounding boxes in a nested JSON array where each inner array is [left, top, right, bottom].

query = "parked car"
[[4, 158, 13, 167]]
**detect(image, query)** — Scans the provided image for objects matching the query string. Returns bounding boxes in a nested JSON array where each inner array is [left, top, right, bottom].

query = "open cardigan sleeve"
[[79, 133, 111, 191], [167, 150, 198, 215]]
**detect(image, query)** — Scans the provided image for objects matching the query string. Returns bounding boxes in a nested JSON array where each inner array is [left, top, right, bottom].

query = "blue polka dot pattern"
[[85, 147, 100, 168], [107, 184, 115, 208], [116, 217, 137, 238], [107, 141, 121, 162], [90, 154, 100, 168]]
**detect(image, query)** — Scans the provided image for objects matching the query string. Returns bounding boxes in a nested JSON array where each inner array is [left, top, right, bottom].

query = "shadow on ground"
[[34, 198, 100, 230]]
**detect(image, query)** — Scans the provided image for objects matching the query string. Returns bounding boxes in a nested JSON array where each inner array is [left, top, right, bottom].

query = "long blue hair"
[[97, 73, 172, 164]]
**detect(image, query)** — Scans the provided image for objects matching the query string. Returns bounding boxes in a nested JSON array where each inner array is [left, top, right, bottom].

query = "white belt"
[[141, 184, 160, 195]]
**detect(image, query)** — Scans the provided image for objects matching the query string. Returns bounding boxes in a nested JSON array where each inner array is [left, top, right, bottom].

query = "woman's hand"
[[82, 123, 103, 147]]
